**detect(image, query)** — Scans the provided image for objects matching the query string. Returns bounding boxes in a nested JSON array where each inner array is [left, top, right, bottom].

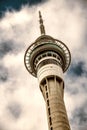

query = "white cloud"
[[0, 0, 87, 130]]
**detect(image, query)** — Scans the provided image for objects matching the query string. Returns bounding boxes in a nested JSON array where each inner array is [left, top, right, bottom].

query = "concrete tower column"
[[40, 77, 70, 130], [37, 63, 71, 130]]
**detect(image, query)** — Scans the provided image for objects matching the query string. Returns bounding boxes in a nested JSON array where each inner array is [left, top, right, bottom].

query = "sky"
[[0, 0, 87, 130]]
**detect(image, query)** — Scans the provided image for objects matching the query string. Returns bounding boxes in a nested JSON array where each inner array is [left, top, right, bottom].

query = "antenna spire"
[[39, 11, 46, 35]]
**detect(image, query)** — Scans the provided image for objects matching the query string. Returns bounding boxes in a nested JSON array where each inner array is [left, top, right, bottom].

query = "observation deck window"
[[48, 53, 51, 56], [35, 60, 38, 64], [57, 56, 60, 60], [38, 56, 42, 60], [53, 54, 56, 58], [42, 53, 46, 57], [37, 59, 60, 70]]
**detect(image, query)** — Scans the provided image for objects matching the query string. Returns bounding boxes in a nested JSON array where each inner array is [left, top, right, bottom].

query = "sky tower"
[[24, 11, 71, 130]]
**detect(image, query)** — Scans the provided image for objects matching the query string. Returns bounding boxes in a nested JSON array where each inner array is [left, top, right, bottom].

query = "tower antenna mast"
[[39, 11, 46, 35]]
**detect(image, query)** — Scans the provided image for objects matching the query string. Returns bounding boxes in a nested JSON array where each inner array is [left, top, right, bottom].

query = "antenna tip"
[[38, 11, 46, 35]]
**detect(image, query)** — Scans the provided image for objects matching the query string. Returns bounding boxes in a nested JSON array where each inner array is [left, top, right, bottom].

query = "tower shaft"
[[37, 62, 71, 130], [40, 77, 70, 130]]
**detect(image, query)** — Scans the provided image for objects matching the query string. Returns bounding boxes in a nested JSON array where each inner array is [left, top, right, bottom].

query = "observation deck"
[[24, 34, 71, 77]]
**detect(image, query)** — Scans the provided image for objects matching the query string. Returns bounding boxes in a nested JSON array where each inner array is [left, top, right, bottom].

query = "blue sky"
[[0, 0, 87, 130], [0, 0, 45, 17]]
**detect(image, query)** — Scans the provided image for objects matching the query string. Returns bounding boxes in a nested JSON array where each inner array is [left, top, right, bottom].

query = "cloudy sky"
[[0, 0, 87, 130]]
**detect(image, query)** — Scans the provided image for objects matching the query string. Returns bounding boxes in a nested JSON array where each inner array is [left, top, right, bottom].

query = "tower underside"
[[40, 76, 70, 130]]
